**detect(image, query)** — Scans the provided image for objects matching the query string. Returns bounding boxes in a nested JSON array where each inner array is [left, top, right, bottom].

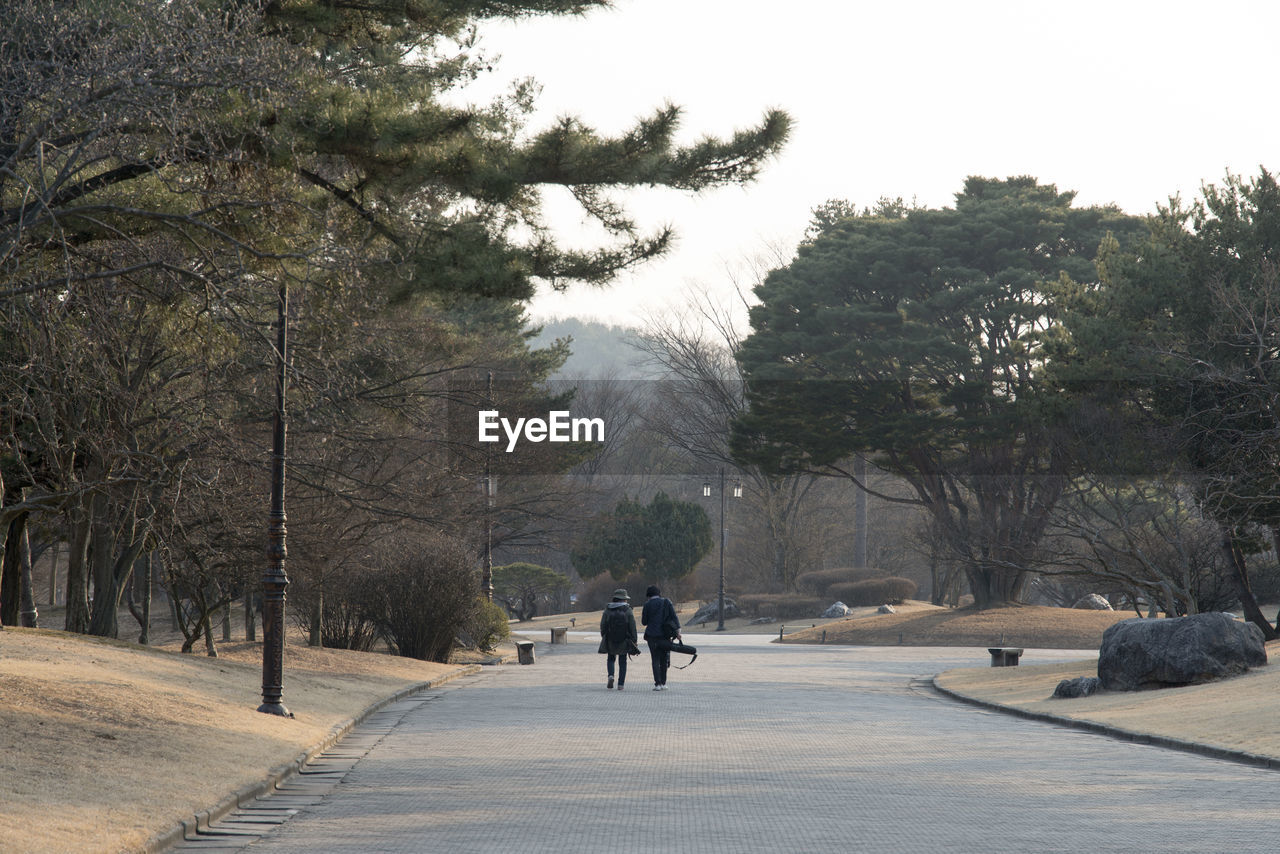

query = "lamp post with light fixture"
[[259, 281, 290, 718], [481, 371, 494, 602], [703, 468, 742, 631]]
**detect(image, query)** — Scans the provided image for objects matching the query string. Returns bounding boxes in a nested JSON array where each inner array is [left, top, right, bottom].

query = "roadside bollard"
[[822, 630, 826, 644], [779, 625, 785, 641]]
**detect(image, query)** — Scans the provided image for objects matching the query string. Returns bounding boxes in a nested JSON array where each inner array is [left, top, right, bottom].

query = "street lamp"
[[481, 471, 495, 601], [481, 371, 494, 602], [702, 469, 741, 631], [259, 281, 291, 717]]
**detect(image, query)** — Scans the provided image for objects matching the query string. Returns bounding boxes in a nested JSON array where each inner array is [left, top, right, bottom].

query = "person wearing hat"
[[598, 588, 638, 690]]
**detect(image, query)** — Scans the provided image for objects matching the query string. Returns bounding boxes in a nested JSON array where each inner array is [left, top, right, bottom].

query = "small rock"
[[750, 616, 775, 624], [691, 598, 739, 624], [1073, 594, 1113, 610], [822, 601, 851, 618], [877, 604, 896, 615], [1052, 676, 1101, 699]]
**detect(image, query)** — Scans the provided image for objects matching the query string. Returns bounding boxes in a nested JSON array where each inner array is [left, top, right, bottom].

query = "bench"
[[988, 647, 1024, 667], [515, 640, 536, 665], [550, 626, 568, 644]]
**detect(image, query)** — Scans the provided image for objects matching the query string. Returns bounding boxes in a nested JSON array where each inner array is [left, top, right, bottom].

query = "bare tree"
[[634, 288, 848, 592], [1044, 475, 1233, 616]]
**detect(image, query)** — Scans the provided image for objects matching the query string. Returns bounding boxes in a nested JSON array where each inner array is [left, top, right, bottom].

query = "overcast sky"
[[469, 0, 1280, 330]]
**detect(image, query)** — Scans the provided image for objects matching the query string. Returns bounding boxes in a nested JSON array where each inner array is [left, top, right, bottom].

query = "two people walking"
[[598, 585, 695, 691]]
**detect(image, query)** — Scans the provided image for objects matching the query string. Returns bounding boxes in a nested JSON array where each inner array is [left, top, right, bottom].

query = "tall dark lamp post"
[[259, 281, 291, 717], [481, 371, 494, 602], [702, 469, 742, 631]]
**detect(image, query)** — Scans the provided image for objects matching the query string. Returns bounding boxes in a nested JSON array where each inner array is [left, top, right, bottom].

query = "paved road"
[[174, 635, 1279, 853]]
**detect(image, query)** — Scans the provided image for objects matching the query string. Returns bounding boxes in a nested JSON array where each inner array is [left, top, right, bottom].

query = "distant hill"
[[529, 317, 653, 379]]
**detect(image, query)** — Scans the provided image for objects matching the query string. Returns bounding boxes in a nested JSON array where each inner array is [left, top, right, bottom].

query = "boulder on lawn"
[[1097, 612, 1267, 691], [822, 601, 851, 618], [691, 598, 739, 624], [1073, 593, 1113, 610], [877, 604, 896, 615]]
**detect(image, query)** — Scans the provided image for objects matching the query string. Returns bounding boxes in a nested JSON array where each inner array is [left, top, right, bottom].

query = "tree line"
[[733, 174, 1280, 639], [6, 1, 1279, 650], [0, 0, 789, 657]]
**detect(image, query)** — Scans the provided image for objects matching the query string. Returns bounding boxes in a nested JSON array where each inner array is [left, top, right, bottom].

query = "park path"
[[171, 635, 1279, 853]]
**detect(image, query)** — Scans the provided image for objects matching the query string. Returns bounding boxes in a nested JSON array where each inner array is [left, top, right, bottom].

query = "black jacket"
[[641, 596, 679, 639]]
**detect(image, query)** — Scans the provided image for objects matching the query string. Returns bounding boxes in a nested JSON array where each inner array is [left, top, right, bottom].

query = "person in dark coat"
[[598, 588, 637, 690], [640, 584, 681, 690]]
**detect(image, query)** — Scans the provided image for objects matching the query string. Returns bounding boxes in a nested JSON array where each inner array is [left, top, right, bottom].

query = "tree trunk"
[[1222, 530, 1278, 640], [18, 519, 38, 627], [203, 609, 218, 657], [126, 552, 152, 644], [244, 592, 256, 642], [308, 588, 322, 647], [0, 511, 26, 626], [48, 540, 60, 606], [64, 502, 92, 633], [139, 554, 151, 645], [87, 537, 145, 639], [853, 455, 868, 569], [221, 600, 231, 642]]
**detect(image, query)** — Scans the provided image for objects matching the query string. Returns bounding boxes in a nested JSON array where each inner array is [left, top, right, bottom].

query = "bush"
[[366, 533, 480, 662], [831, 576, 918, 607], [795, 568, 886, 597], [320, 570, 382, 651], [737, 593, 826, 620], [289, 570, 381, 652], [464, 598, 512, 652], [576, 572, 648, 612]]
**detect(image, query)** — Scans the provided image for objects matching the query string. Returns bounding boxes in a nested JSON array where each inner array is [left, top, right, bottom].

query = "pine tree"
[[734, 177, 1142, 608]]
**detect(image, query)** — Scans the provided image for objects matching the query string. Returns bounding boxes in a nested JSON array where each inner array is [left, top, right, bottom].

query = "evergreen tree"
[[573, 492, 711, 584], [1060, 171, 1280, 638], [733, 177, 1143, 608]]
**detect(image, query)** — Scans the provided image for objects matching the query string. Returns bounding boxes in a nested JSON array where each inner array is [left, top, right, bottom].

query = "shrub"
[[795, 568, 886, 597], [289, 570, 381, 652], [464, 598, 512, 652], [576, 573, 622, 612], [366, 533, 480, 662], [737, 593, 825, 620], [831, 576, 918, 607]]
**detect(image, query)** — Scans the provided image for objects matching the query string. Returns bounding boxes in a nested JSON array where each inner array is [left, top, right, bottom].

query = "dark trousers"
[[606, 653, 627, 684], [646, 637, 670, 685]]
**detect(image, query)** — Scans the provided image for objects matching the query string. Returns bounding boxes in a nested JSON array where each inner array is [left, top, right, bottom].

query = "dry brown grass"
[[936, 640, 1280, 760], [783, 602, 1142, 649], [0, 626, 472, 854]]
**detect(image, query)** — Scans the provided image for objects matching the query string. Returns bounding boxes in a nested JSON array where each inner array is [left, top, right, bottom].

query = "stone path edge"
[[931, 671, 1280, 774], [138, 663, 484, 854]]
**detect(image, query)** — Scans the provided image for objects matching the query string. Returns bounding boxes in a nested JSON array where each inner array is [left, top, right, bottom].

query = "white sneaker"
[[653, 685, 662, 691]]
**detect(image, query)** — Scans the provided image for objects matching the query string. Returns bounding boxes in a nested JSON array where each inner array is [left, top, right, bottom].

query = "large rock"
[[690, 598, 739, 624], [1073, 593, 1113, 610], [1097, 613, 1267, 691], [822, 601, 851, 618]]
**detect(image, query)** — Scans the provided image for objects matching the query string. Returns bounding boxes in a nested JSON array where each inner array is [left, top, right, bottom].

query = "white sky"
[[469, 0, 1280, 330]]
